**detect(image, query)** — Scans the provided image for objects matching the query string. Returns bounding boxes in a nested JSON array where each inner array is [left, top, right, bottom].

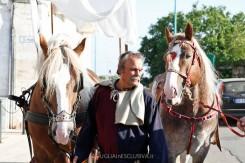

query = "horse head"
[[163, 23, 204, 106], [38, 34, 86, 145]]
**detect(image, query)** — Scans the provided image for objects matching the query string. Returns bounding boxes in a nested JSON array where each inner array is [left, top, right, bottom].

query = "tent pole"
[[51, 3, 54, 34]]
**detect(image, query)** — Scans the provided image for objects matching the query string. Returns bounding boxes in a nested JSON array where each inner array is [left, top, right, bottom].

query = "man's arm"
[[144, 91, 169, 163], [73, 96, 97, 162]]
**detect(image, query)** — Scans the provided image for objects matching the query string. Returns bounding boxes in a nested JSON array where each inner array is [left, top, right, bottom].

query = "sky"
[[91, 0, 245, 76]]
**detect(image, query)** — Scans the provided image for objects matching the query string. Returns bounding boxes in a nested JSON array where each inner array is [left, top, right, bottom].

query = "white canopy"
[[51, 0, 137, 45]]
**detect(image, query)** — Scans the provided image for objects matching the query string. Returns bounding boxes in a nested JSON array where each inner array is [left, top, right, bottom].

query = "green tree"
[[139, 12, 186, 81], [139, 4, 245, 82]]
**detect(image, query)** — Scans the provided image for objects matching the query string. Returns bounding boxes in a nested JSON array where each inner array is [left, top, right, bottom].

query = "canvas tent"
[[31, 0, 137, 46]]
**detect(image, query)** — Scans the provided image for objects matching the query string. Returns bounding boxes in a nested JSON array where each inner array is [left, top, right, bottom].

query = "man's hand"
[[72, 155, 78, 163], [237, 117, 245, 132]]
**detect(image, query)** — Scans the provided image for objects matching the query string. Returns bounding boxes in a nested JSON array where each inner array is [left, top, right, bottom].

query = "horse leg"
[[32, 141, 52, 163], [192, 144, 210, 163], [54, 152, 70, 163], [179, 152, 191, 163]]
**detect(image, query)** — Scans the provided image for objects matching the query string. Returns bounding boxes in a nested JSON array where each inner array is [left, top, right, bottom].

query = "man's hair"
[[117, 51, 145, 75]]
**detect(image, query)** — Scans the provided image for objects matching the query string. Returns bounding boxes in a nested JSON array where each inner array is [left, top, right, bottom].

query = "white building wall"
[[0, 1, 14, 132], [7, 2, 38, 131], [0, 3, 11, 97]]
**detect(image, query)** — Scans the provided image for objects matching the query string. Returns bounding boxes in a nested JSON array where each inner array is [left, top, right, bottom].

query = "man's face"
[[120, 56, 143, 88]]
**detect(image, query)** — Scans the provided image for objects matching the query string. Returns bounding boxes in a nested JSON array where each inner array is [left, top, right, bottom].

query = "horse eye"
[[185, 53, 191, 59], [173, 42, 178, 46]]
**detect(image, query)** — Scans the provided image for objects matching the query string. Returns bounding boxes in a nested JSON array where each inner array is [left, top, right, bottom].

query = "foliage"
[[139, 4, 245, 83]]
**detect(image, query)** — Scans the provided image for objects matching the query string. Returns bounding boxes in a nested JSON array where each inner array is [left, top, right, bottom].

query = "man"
[[73, 51, 168, 163], [237, 117, 245, 132]]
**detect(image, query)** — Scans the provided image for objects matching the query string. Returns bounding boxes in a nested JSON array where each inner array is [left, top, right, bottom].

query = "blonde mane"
[[38, 34, 84, 98], [192, 38, 218, 95]]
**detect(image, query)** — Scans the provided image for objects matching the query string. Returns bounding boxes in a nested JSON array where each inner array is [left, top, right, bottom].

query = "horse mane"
[[192, 38, 219, 97], [38, 34, 85, 98]]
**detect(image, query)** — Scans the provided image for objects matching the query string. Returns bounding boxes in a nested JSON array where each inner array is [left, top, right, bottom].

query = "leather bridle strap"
[[187, 122, 195, 154], [167, 68, 188, 79], [166, 41, 200, 88]]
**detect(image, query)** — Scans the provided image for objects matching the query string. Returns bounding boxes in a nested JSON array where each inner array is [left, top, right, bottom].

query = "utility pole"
[[174, 0, 177, 34], [51, 3, 54, 34]]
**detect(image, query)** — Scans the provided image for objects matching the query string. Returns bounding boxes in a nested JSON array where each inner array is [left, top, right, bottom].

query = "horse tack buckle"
[[110, 89, 119, 102]]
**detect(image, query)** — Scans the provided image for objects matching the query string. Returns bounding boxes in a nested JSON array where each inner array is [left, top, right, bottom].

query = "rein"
[[200, 98, 245, 138], [8, 84, 35, 159]]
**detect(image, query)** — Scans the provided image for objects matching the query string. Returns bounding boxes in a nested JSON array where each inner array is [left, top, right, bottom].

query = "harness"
[[163, 40, 245, 154]]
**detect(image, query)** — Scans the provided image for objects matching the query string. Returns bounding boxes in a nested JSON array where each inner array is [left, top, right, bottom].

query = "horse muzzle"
[[165, 96, 182, 106], [49, 111, 76, 145], [54, 121, 74, 145]]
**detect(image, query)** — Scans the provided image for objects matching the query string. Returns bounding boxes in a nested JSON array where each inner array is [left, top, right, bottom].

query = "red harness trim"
[[163, 94, 245, 154], [164, 102, 218, 154], [165, 106, 217, 122], [200, 95, 245, 138]]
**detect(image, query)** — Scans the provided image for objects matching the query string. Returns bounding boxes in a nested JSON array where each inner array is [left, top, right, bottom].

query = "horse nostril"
[[173, 87, 177, 96], [166, 99, 172, 105], [171, 87, 177, 97]]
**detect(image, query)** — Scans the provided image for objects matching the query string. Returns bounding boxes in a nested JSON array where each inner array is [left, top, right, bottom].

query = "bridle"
[[41, 45, 84, 149], [41, 89, 81, 141], [166, 40, 200, 90], [26, 45, 84, 159], [41, 83, 82, 159]]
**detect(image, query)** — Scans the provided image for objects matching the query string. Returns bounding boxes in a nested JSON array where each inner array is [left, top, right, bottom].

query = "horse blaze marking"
[[171, 52, 177, 60]]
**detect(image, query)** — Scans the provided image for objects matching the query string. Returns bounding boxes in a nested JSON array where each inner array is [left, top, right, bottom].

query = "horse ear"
[[74, 38, 86, 55], [39, 34, 48, 58], [185, 22, 193, 41], [165, 27, 173, 43]]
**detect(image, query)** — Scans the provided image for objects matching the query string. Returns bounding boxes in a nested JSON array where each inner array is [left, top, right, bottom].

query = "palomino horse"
[[27, 34, 99, 163], [158, 23, 221, 163]]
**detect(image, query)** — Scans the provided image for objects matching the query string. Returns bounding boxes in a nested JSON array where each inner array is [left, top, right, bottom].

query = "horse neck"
[[30, 83, 48, 114], [182, 70, 215, 116], [195, 74, 216, 115]]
